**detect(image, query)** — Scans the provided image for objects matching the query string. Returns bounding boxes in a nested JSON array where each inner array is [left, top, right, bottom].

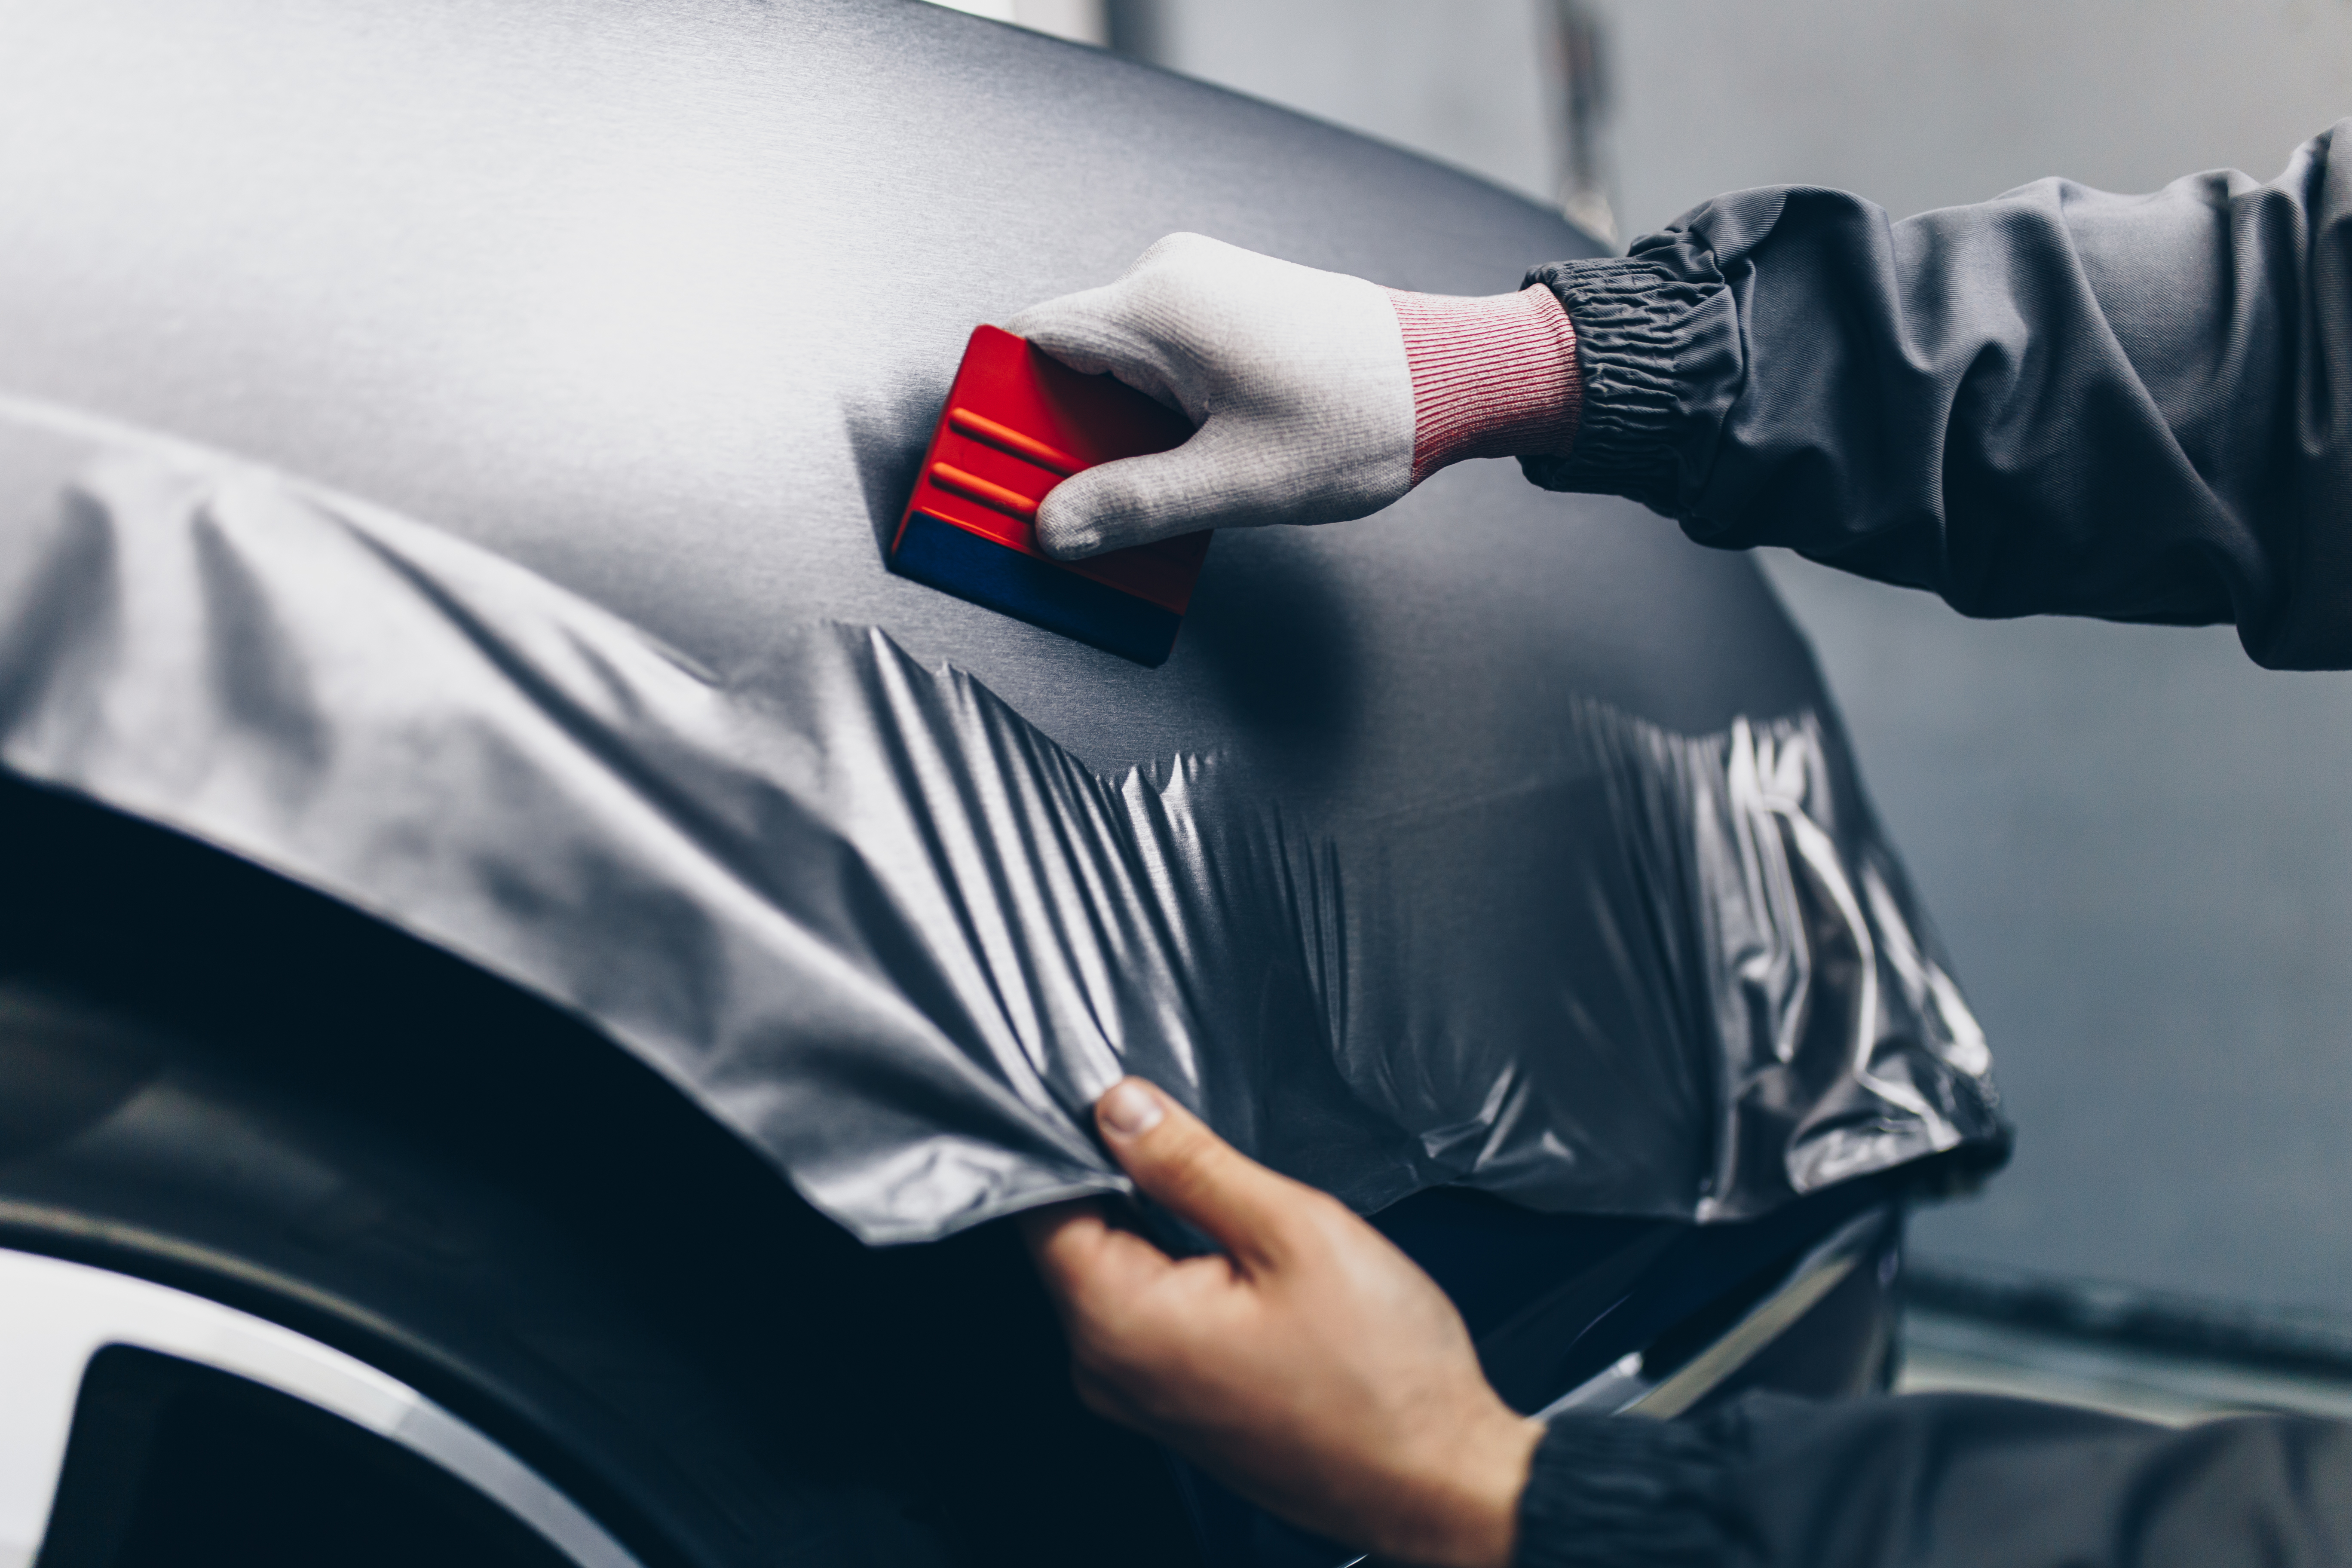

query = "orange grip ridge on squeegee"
[[948, 407, 1082, 476], [929, 461, 1041, 521]]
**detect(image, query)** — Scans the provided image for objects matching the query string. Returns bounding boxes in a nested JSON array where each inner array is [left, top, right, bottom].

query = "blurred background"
[[946, 0, 2352, 1418]]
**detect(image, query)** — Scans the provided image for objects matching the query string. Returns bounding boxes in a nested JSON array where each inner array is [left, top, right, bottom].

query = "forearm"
[[1521, 122, 2352, 669], [1515, 1391, 2352, 1568]]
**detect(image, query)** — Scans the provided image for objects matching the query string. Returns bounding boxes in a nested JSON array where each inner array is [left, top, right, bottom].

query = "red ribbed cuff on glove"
[[1387, 285, 1582, 486]]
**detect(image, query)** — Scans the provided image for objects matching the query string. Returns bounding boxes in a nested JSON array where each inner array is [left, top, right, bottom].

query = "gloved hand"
[[1005, 233, 1417, 558], [1006, 233, 1581, 559], [1021, 1077, 1542, 1568]]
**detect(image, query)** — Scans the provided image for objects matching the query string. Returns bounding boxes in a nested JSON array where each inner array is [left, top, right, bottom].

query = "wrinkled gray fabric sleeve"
[[1516, 1393, 2352, 1568], [1521, 121, 2352, 670]]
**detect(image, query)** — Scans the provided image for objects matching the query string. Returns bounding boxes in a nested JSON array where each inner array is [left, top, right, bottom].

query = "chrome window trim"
[[1539, 1206, 1893, 1422]]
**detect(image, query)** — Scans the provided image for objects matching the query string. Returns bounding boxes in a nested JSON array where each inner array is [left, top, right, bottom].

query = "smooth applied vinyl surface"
[[0, 0, 2003, 1241]]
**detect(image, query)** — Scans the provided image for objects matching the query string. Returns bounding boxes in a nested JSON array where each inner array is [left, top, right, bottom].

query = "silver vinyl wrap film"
[[0, 0, 2005, 1245], [0, 407, 2000, 1242]]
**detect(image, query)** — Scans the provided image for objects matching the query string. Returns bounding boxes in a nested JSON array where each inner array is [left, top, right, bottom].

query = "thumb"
[[1035, 416, 1258, 558], [1093, 1078, 1306, 1270], [1003, 291, 1188, 414]]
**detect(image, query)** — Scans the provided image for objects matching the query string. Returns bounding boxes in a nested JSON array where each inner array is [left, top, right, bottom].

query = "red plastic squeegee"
[[890, 325, 1207, 666]]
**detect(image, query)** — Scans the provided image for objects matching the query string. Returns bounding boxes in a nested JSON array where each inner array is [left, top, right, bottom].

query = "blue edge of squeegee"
[[892, 511, 1180, 668]]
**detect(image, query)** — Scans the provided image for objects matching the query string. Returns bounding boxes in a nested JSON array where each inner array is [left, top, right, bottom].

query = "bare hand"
[[1020, 1078, 1543, 1568]]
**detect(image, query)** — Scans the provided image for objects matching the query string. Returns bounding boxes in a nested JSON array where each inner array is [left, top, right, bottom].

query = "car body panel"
[[0, 0, 2002, 1242]]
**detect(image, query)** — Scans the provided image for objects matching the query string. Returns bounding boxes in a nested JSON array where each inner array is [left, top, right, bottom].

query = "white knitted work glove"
[[1005, 233, 1418, 559]]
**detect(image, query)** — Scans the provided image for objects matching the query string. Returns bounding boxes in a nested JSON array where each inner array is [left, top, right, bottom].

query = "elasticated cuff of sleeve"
[[1516, 259, 1739, 517], [1513, 1415, 1742, 1568], [1387, 285, 1582, 486]]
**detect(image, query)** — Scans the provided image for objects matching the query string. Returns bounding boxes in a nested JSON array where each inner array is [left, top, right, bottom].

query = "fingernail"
[[1098, 1079, 1164, 1139]]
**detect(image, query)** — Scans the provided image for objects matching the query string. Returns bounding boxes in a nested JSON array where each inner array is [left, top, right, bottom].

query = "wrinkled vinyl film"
[[0, 410, 2002, 1243]]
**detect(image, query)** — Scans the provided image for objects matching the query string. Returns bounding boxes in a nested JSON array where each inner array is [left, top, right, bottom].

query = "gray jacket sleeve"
[[1523, 122, 2352, 669], [1515, 1392, 2352, 1568]]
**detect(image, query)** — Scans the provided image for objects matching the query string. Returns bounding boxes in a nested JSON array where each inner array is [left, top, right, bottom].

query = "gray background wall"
[[1088, 0, 2352, 1326]]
